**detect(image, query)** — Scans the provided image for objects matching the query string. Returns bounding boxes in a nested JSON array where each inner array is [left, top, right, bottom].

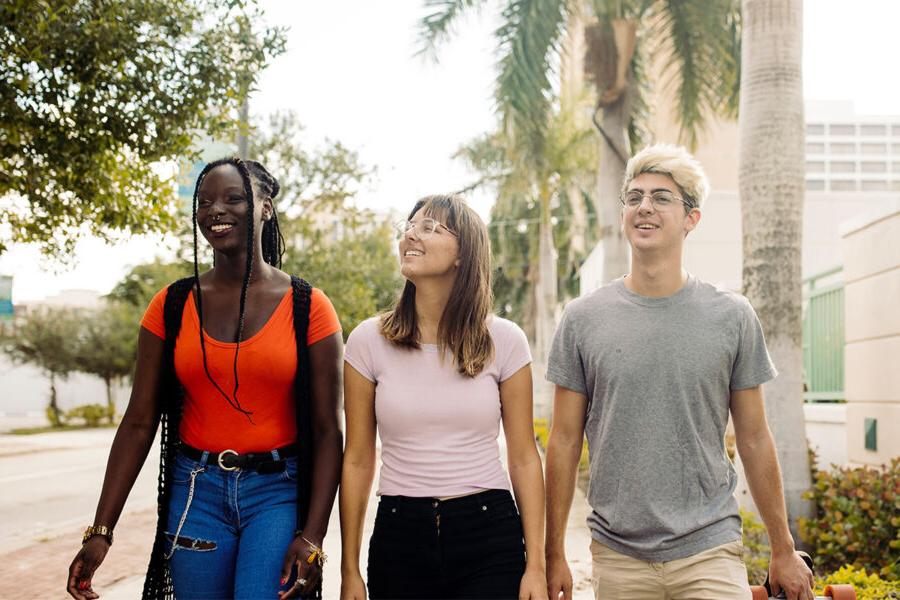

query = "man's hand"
[[769, 550, 814, 600], [546, 555, 573, 600]]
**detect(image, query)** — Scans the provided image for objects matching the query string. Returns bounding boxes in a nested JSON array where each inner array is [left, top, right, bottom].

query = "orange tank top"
[[141, 286, 341, 452]]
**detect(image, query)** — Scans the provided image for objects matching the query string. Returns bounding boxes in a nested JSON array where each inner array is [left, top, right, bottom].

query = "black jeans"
[[367, 489, 526, 599]]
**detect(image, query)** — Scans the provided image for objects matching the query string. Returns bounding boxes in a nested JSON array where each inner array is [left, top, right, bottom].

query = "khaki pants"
[[590, 539, 752, 600]]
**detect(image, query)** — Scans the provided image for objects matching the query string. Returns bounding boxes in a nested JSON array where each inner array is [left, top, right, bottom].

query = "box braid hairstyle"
[[188, 157, 285, 420]]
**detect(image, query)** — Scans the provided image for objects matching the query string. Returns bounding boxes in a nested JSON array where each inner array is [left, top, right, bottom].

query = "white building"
[[804, 100, 900, 193]]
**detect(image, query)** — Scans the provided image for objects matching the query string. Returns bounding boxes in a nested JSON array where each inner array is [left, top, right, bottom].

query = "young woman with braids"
[[66, 158, 343, 600], [340, 195, 547, 600]]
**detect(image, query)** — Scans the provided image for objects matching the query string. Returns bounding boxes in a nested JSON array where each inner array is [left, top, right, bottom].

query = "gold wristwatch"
[[82, 525, 113, 545]]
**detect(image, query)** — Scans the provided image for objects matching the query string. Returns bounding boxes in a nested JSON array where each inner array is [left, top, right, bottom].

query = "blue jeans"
[[165, 450, 298, 599]]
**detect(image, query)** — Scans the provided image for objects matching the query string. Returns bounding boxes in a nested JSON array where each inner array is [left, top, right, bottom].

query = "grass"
[[8, 423, 117, 435]]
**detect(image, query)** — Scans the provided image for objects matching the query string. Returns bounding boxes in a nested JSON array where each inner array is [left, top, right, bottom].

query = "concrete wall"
[[804, 403, 848, 468], [840, 200, 900, 466]]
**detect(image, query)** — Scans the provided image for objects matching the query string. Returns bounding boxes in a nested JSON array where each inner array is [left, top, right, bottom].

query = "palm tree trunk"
[[738, 0, 811, 542], [535, 190, 559, 367], [595, 92, 631, 283]]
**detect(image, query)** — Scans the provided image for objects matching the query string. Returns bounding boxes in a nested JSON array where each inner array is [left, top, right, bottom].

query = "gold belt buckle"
[[217, 449, 239, 471]]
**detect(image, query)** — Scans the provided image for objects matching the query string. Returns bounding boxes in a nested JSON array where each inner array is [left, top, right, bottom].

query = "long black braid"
[[246, 159, 285, 268], [189, 156, 285, 419]]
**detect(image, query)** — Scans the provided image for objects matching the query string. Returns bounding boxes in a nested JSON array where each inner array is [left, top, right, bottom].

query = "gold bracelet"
[[301, 536, 327, 567], [82, 525, 114, 545]]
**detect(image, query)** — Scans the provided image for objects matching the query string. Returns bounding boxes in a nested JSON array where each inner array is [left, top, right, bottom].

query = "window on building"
[[806, 142, 825, 154], [806, 124, 825, 135], [830, 161, 856, 173], [892, 181, 900, 191], [861, 143, 887, 154], [860, 124, 887, 136], [861, 180, 888, 191], [861, 161, 887, 173], [806, 161, 825, 172], [829, 142, 855, 154], [829, 124, 856, 135], [805, 179, 825, 191], [892, 162, 900, 172], [830, 180, 858, 191], [891, 124, 900, 136]]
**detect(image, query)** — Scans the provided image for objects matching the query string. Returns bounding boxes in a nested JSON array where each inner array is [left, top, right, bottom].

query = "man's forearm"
[[737, 430, 795, 555], [545, 433, 582, 559]]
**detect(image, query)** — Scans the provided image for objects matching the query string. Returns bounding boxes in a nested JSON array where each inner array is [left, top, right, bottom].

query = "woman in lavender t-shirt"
[[339, 194, 547, 600]]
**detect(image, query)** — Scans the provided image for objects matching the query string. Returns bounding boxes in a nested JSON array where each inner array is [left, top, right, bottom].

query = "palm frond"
[[416, 0, 490, 59], [494, 0, 570, 165], [651, 0, 741, 149]]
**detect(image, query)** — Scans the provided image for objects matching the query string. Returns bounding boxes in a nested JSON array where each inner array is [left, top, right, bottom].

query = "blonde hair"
[[622, 144, 709, 209]]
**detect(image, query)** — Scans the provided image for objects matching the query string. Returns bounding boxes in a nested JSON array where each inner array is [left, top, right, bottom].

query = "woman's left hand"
[[278, 535, 324, 599], [519, 566, 549, 600]]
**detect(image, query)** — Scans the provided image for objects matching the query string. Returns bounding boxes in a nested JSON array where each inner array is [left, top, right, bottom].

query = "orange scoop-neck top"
[[141, 286, 341, 453]]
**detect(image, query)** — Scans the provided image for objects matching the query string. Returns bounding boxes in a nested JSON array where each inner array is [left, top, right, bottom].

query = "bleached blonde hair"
[[622, 144, 709, 209]]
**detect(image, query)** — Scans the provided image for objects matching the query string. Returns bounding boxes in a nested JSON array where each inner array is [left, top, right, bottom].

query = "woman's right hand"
[[340, 571, 367, 600], [66, 537, 110, 599]]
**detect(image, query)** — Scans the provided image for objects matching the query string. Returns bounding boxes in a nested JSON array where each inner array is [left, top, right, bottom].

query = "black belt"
[[179, 442, 298, 474]]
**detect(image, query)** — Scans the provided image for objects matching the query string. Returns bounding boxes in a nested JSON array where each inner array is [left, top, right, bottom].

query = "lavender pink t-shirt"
[[344, 316, 532, 497]]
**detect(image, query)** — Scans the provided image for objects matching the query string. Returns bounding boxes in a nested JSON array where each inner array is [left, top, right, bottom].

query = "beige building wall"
[[839, 201, 900, 466]]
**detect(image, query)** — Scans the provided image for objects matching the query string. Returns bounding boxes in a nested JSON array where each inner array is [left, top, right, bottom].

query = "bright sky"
[[2, 0, 899, 302]]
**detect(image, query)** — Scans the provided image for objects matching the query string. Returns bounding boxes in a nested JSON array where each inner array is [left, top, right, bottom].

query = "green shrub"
[[742, 509, 770, 585], [799, 457, 899, 581], [65, 404, 107, 427], [816, 565, 900, 599]]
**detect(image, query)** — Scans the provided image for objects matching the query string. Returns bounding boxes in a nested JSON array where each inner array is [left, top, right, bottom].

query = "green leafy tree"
[[1, 307, 81, 426], [285, 221, 402, 337], [75, 302, 142, 423], [419, 0, 740, 284], [107, 259, 195, 309], [0, 0, 286, 257], [250, 111, 402, 336], [455, 104, 597, 356]]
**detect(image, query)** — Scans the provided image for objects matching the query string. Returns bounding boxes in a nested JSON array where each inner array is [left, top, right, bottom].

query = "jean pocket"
[[171, 454, 203, 484], [480, 497, 521, 528]]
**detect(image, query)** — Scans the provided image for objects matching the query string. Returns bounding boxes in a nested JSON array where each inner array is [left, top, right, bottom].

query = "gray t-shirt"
[[546, 275, 777, 562]]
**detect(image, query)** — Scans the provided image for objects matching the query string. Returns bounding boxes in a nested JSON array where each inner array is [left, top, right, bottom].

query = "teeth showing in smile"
[[404, 250, 423, 256], [211, 224, 233, 232], [636, 224, 658, 230]]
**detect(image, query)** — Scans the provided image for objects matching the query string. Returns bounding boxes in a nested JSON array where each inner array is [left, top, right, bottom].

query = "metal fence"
[[802, 266, 844, 402]]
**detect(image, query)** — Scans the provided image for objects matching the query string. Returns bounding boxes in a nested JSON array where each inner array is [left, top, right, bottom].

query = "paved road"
[[0, 428, 593, 599]]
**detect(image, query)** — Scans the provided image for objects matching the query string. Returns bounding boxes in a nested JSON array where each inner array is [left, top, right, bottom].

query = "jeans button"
[[482, 505, 487, 511], [432, 501, 439, 508]]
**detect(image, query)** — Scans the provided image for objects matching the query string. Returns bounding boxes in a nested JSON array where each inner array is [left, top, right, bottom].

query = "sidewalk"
[[104, 452, 595, 599]]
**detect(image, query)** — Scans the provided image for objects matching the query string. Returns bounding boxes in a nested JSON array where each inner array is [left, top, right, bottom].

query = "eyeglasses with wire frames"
[[620, 189, 696, 211], [395, 217, 457, 239]]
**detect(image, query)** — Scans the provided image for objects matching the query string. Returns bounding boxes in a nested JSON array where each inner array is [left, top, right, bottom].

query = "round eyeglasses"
[[395, 217, 457, 239], [620, 190, 695, 210]]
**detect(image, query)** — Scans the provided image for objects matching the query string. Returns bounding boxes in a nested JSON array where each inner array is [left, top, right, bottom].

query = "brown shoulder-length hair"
[[380, 194, 494, 377]]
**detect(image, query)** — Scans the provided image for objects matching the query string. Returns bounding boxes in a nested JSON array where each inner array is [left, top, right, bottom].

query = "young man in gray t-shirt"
[[545, 145, 814, 600]]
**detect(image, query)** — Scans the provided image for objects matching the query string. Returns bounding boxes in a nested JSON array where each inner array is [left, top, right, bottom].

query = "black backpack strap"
[[143, 276, 194, 600]]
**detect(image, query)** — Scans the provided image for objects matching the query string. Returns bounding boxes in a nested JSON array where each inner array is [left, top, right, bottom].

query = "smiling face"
[[622, 172, 701, 256], [196, 163, 271, 256], [398, 206, 460, 284]]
